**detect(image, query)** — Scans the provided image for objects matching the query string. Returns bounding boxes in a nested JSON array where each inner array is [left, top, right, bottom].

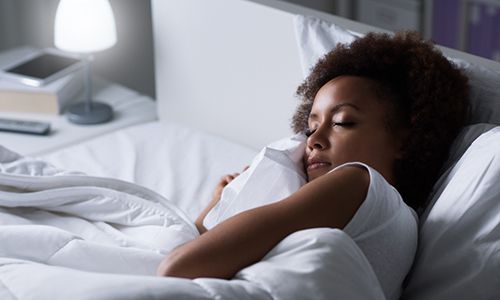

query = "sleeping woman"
[[157, 31, 469, 299]]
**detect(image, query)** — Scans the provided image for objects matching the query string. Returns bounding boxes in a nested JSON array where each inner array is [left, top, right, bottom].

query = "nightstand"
[[0, 79, 157, 156]]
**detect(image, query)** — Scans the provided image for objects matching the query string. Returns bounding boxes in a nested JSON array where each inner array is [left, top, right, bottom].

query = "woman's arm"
[[158, 165, 369, 279]]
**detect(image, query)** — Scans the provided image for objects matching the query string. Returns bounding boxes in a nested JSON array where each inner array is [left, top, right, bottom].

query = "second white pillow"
[[203, 134, 307, 229]]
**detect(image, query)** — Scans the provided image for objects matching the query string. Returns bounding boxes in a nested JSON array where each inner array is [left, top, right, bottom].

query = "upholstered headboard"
[[151, 0, 500, 150]]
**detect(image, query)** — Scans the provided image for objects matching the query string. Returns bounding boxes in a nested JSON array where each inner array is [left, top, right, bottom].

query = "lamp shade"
[[54, 0, 117, 53]]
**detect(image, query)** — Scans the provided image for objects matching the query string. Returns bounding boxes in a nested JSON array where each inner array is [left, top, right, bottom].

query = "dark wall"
[[0, 0, 155, 98]]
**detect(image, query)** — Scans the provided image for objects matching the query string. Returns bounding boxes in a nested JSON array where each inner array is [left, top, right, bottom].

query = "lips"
[[306, 158, 332, 172]]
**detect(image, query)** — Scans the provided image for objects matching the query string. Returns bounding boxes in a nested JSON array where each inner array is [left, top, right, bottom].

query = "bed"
[[1, 0, 500, 299]]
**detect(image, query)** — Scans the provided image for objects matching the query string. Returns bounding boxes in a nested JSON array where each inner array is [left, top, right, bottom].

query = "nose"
[[306, 126, 329, 151]]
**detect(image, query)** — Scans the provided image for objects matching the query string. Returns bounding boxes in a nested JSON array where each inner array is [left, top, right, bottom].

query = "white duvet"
[[0, 145, 385, 300]]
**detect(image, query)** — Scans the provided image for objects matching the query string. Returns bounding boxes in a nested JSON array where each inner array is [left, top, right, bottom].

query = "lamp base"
[[66, 101, 113, 125]]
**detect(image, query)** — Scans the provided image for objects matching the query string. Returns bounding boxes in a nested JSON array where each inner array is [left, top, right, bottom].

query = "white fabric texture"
[[0, 145, 199, 275], [332, 162, 418, 300], [0, 228, 385, 300], [293, 15, 358, 78], [0, 129, 386, 300], [204, 133, 307, 229], [402, 126, 500, 300], [449, 58, 500, 125], [38, 121, 258, 222]]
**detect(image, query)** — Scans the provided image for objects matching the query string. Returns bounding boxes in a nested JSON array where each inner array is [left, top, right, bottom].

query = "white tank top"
[[333, 162, 418, 300]]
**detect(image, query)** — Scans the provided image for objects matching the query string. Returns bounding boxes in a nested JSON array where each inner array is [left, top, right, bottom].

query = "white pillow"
[[203, 134, 306, 229], [427, 123, 498, 200], [294, 15, 360, 77], [401, 125, 500, 300], [449, 58, 500, 125]]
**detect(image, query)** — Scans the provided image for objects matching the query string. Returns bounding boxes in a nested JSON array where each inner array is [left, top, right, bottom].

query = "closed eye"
[[304, 128, 316, 137], [333, 122, 355, 127], [305, 122, 355, 137]]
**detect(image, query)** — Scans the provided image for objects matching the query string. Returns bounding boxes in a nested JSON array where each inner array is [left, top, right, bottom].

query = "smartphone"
[[1, 49, 83, 87]]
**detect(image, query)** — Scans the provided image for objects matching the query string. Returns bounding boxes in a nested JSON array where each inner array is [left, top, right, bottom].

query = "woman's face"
[[304, 76, 402, 183]]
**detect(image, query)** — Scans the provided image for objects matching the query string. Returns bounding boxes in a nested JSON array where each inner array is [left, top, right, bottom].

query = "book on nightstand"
[[0, 72, 83, 114], [0, 47, 83, 115]]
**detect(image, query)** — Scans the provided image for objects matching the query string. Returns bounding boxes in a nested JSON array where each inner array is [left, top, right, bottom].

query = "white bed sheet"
[[37, 121, 258, 221]]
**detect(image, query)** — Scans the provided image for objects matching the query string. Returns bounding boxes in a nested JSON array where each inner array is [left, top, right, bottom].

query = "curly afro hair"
[[292, 31, 470, 212]]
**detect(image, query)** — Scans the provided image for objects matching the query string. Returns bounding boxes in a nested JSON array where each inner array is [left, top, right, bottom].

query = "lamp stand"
[[66, 54, 113, 125]]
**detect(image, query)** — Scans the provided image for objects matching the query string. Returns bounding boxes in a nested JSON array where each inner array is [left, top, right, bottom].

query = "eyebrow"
[[309, 103, 360, 121]]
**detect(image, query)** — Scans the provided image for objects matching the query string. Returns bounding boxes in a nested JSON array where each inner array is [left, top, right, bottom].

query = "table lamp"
[[54, 0, 116, 124]]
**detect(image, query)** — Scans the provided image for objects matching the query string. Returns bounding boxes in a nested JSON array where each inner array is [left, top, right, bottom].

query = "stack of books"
[[0, 47, 83, 115]]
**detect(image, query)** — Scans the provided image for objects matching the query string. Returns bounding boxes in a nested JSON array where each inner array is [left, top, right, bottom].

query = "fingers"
[[223, 175, 234, 183], [220, 172, 241, 184], [220, 174, 235, 184], [219, 167, 249, 186]]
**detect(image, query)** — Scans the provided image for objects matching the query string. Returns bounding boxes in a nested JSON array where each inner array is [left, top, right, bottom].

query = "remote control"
[[0, 117, 51, 135]]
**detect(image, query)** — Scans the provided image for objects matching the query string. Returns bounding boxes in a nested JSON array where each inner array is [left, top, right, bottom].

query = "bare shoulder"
[[279, 164, 370, 230]]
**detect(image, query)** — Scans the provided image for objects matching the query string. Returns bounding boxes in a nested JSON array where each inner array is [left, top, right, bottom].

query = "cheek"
[[302, 148, 312, 172], [332, 134, 364, 150], [303, 147, 310, 162], [335, 133, 380, 158], [324, 137, 356, 162], [360, 131, 398, 157]]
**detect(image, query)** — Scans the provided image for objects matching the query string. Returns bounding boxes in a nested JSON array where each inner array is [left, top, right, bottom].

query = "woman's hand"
[[211, 173, 239, 204], [195, 166, 249, 234]]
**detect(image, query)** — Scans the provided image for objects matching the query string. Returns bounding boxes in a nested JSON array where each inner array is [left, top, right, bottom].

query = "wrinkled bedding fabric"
[[0, 146, 385, 299]]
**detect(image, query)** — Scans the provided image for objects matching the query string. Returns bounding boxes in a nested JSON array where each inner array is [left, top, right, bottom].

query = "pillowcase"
[[293, 15, 500, 125], [401, 125, 500, 300], [448, 58, 500, 125], [203, 134, 306, 229], [294, 15, 359, 77], [425, 123, 497, 205]]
